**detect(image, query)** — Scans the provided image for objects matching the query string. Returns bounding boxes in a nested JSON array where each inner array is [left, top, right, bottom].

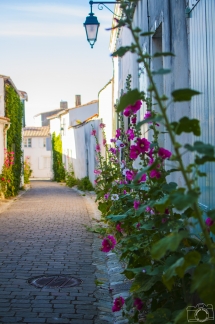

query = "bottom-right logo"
[[187, 303, 214, 322]]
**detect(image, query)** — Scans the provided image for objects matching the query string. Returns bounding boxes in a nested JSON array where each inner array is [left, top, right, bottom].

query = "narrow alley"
[[0, 181, 114, 324]]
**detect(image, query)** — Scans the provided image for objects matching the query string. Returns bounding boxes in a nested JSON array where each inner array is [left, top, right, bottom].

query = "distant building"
[[23, 126, 52, 179], [34, 101, 68, 127]]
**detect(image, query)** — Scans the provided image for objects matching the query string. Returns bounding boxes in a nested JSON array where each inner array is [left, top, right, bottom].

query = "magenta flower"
[[144, 111, 152, 120], [136, 222, 141, 229], [109, 148, 117, 155], [94, 169, 101, 175], [125, 170, 135, 181], [136, 138, 150, 153], [131, 116, 137, 124], [162, 218, 168, 224], [205, 217, 214, 227], [99, 123, 106, 128], [123, 107, 131, 117], [112, 296, 125, 312], [101, 235, 117, 252], [145, 206, 152, 213], [116, 223, 123, 233], [126, 128, 135, 140], [104, 193, 110, 200], [103, 139, 107, 146], [110, 138, 116, 143], [91, 129, 96, 136], [139, 174, 146, 182], [95, 144, 101, 152], [134, 200, 140, 210], [150, 169, 161, 179], [129, 145, 140, 160], [116, 129, 121, 138], [133, 298, 144, 311], [123, 190, 127, 194], [123, 100, 142, 117], [158, 147, 172, 159]]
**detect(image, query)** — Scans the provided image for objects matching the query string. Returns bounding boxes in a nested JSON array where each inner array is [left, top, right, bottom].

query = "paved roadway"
[[0, 181, 105, 324]]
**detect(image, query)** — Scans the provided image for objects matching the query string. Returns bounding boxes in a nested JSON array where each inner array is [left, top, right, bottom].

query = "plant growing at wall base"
[[77, 176, 94, 191], [52, 132, 65, 182], [0, 150, 15, 198], [5, 84, 23, 195], [24, 157, 32, 184], [65, 163, 77, 187]]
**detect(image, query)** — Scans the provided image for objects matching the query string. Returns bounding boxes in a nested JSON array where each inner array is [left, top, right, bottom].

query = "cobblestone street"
[[0, 181, 114, 324]]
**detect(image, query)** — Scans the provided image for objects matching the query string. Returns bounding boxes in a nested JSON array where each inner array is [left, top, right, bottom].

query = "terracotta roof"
[[0, 116, 10, 123], [34, 108, 63, 118], [23, 126, 50, 137], [0, 75, 27, 99]]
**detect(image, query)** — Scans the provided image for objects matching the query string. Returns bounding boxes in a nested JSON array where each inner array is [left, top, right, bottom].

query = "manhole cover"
[[29, 275, 82, 289]]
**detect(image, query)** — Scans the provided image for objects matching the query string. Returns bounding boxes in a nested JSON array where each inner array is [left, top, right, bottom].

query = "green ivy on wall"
[[52, 132, 65, 182], [5, 84, 23, 196]]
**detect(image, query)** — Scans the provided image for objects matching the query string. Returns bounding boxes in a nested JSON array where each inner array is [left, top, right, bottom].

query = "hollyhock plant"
[[125, 170, 135, 181], [126, 128, 135, 140], [158, 147, 172, 160], [112, 296, 125, 312], [131, 116, 137, 124], [110, 138, 116, 143], [116, 223, 123, 232], [91, 129, 96, 136], [104, 193, 110, 200], [138, 174, 147, 182], [111, 194, 119, 201], [123, 100, 142, 117], [133, 298, 144, 311], [134, 200, 140, 210], [99, 123, 106, 128], [136, 138, 150, 153], [205, 217, 214, 227], [116, 129, 121, 138], [162, 218, 168, 224], [150, 169, 161, 179], [144, 110, 152, 120], [103, 139, 107, 146], [94, 169, 101, 175], [95, 144, 101, 152], [101, 235, 117, 253], [109, 148, 117, 155], [116, 140, 125, 148], [130, 145, 140, 160]]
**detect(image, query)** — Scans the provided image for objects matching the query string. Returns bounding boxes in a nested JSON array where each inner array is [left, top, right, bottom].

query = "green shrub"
[[52, 132, 65, 182], [65, 163, 77, 187], [24, 157, 32, 184], [77, 176, 94, 191]]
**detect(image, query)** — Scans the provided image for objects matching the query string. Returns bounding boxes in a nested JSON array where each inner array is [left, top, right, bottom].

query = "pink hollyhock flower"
[[1, 177, 5, 181], [125, 170, 135, 181], [112, 296, 125, 312], [116, 223, 123, 232], [205, 217, 214, 227], [99, 123, 106, 128], [94, 169, 101, 175], [139, 174, 146, 182], [134, 200, 140, 210], [123, 190, 127, 194], [120, 180, 127, 185], [95, 144, 101, 152], [136, 222, 141, 229], [110, 138, 116, 143], [158, 147, 172, 159], [150, 169, 161, 179], [162, 218, 168, 224], [104, 193, 110, 200], [129, 145, 140, 160], [109, 148, 117, 155], [94, 180, 98, 184], [145, 206, 151, 213], [144, 111, 152, 120], [123, 107, 131, 117], [123, 100, 142, 117], [116, 129, 121, 138], [133, 298, 144, 311], [91, 129, 96, 136], [126, 128, 135, 140], [136, 138, 150, 153], [131, 116, 137, 124], [103, 139, 107, 146], [101, 235, 117, 252]]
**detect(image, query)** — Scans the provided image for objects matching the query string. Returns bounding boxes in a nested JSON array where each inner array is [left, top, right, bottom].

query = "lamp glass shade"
[[84, 14, 100, 48]]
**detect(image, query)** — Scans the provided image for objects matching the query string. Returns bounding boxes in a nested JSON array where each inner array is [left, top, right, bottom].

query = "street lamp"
[[84, 1, 120, 48]]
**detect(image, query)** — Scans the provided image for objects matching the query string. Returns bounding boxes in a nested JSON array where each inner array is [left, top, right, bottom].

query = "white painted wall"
[[69, 102, 98, 126], [99, 80, 114, 144], [0, 123, 4, 171], [0, 78, 4, 117], [50, 117, 61, 135], [23, 137, 52, 178]]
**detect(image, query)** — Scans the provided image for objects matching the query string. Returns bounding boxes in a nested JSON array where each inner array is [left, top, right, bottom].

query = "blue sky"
[[0, 0, 114, 125]]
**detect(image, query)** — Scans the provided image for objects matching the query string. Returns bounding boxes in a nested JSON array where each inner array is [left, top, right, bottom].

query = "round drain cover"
[[29, 275, 82, 289]]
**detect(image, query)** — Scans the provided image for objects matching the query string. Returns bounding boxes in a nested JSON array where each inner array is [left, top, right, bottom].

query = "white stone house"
[[23, 126, 52, 179]]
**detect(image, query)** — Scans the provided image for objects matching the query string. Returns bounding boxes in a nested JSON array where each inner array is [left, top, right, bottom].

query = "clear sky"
[[0, 0, 114, 125]]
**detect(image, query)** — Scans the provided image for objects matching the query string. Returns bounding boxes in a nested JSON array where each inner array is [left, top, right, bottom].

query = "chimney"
[[60, 101, 68, 109], [75, 95, 81, 107]]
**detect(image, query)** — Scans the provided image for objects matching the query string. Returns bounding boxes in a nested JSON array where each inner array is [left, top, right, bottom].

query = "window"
[[24, 138, 32, 148], [43, 138, 46, 148]]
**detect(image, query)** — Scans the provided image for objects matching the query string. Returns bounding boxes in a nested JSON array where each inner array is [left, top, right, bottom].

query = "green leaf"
[[170, 188, 199, 210], [171, 117, 201, 136], [116, 89, 143, 113], [174, 308, 188, 324], [191, 264, 215, 305], [106, 214, 130, 221], [111, 46, 130, 58], [152, 68, 171, 75], [155, 195, 170, 213], [195, 155, 215, 165], [153, 52, 175, 57], [136, 115, 163, 129], [185, 141, 214, 156], [140, 31, 154, 36], [162, 182, 178, 193], [130, 273, 160, 292], [146, 308, 171, 324], [151, 231, 189, 260], [207, 209, 215, 220], [172, 88, 201, 102]]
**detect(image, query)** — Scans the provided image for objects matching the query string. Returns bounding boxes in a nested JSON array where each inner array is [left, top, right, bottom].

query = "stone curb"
[[71, 187, 129, 324]]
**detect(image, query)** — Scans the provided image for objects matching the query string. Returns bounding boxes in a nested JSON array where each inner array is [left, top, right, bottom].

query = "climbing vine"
[[4, 84, 23, 196], [52, 132, 65, 182]]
